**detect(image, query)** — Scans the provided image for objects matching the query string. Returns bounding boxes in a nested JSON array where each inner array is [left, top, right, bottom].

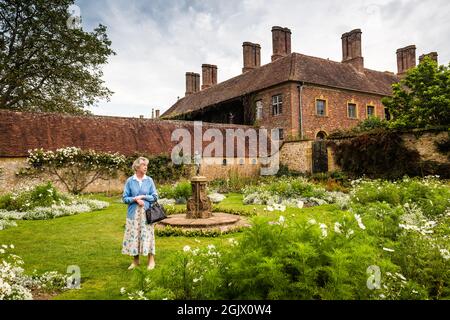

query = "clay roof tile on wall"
[[0, 110, 263, 158]]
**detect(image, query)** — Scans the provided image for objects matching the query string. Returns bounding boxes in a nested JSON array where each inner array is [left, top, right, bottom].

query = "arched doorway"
[[313, 131, 328, 173], [316, 131, 327, 140]]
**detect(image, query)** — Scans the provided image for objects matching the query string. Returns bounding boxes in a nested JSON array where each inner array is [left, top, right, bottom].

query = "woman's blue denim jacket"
[[122, 175, 159, 219]]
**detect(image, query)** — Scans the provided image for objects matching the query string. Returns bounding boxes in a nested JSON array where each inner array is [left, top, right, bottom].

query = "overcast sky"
[[75, 0, 450, 118]]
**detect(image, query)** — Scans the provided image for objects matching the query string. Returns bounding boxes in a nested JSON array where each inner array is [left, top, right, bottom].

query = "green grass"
[[0, 193, 341, 299]]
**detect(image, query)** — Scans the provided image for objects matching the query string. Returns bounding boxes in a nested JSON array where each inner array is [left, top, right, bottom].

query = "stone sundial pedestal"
[[186, 176, 212, 219], [157, 175, 250, 233]]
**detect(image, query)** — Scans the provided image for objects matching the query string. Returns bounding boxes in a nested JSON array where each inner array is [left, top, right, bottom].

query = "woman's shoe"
[[128, 263, 139, 270]]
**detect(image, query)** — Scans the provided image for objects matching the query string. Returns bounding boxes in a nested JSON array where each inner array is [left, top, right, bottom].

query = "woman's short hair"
[[132, 157, 149, 172]]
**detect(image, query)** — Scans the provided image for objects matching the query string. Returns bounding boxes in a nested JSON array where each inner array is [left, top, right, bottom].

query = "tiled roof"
[[163, 52, 399, 117]]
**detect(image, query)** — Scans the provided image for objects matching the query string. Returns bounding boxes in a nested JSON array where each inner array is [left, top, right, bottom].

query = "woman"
[[122, 157, 159, 270]]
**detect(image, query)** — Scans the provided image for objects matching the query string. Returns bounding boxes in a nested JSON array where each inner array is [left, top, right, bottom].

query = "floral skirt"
[[121, 206, 155, 256]]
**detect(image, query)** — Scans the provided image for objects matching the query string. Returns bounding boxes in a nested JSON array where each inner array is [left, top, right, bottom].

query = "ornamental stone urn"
[[186, 175, 212, 219]]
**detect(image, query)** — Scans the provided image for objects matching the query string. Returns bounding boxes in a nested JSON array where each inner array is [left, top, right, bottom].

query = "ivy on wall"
[[328, 130, 450, 179]]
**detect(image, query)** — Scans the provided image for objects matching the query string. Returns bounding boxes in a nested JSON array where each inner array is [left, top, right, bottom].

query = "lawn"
[[0, 193, 335, 299]]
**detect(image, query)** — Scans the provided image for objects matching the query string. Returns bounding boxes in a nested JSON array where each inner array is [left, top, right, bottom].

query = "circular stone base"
[[156, 212, 250, 232]]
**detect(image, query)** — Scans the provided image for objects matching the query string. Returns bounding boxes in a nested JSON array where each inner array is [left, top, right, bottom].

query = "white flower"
[[10, 244, 14, 249], [193, 278, 200, 283], [439, 249, 450, 260], [0, 249, 5, 254], [183, 245, 191, 252], [207, 244, 215, 250], [382, 247, 395, 252], [334, 222, 342, 234], [395, 273, 407, 281], [319, 223, 328, 237], [1, 245, 7, 249], [120, 287, 126, 295], [279, 215, 285, 223], [308, 219, 317, 225], [266, 206, 274, 212], [354, 214, 366, 230]]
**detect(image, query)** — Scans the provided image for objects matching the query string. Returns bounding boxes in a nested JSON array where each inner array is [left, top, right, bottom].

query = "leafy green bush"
[[353, 116, 390, 133], [243, 177, 326, 200], [351, 177, 450, 217], [123, 154, 189, 184], [158, 181, 192, 201], [0, 182, 70, 212], [174, 181, 192, 200]]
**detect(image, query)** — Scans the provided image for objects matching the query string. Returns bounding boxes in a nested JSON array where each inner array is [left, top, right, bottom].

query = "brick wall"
[[254, 83, 295, 138], [300, 85, 387, 140], [251, 83, 389, 141]]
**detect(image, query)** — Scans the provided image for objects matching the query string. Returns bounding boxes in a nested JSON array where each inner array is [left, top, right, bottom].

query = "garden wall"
[[278, 130, 449, 176], [279, 140, 336, 173], [327, 129, 449, 177], [279, 140, 313, 173], [0, 157, 260, 195]]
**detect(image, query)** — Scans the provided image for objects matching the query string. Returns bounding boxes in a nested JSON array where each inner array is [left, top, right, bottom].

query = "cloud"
[[75, 0, 450, 117]]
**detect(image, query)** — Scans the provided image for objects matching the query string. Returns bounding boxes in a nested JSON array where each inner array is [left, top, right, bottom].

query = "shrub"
[[353, 116, 390, 133], [351, 177, 450, 217], [122, 154, 189, 184], [174, 181, 192, 200], [0, 182, 70, 212]]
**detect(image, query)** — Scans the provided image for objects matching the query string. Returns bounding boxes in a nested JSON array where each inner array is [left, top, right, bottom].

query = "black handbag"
[[145, 202, 167, 224]]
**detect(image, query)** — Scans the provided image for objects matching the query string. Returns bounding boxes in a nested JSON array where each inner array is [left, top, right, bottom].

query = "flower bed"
[[0, 245, 71, 300], [242, 177, 350, 210], [0, 182, 109, 229], [120, 177, 449, 300]]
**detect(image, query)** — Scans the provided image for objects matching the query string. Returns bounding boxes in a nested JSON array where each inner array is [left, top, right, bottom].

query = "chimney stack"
[[242, 42, 261, 73], [341, 29, 364, 72], [185, 72, 200, 96], [271, 26, 291, 61], [155, 109, 160, 118], [396, 45, 416, 75], [201, 64, 217, 90], [419, 51, 438, 64]]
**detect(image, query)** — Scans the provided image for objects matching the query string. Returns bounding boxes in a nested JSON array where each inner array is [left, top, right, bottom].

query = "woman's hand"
[[136, 199, 145, 206], [134, 195, 145, 200]]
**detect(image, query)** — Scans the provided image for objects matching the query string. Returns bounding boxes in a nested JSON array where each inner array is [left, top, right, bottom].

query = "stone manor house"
[[0, 26, 441, 193]]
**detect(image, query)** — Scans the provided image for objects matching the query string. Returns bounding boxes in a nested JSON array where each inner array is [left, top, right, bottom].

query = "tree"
[[0, 0, 115, 114], [382, 57, 450, 128]]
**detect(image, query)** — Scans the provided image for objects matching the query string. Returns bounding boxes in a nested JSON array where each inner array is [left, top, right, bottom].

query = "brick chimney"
[[419, 51, 438, 64], [201, 64, 217, 90], [341, 29, 364, 72], [155, 109, 160, 118], [271, 26, 291, 62], [185, 72, 200, 96], [242, 42, 261, 73], [396, 45, 416, 75]]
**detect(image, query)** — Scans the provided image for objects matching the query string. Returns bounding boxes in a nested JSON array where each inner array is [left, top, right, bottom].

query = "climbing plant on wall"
[[20, 147, 126, 194], [329, 130, 450, 179]]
